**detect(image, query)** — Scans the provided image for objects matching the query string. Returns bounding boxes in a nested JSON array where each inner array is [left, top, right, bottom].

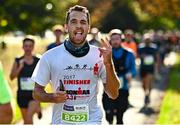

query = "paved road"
[[124, 67, 169, 125]]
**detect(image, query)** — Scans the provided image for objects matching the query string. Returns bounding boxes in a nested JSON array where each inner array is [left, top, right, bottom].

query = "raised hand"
[[98, 37, 112, 65]]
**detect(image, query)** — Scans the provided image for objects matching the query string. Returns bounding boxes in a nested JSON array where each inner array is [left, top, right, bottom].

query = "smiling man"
[[32, 5, 120, 124]]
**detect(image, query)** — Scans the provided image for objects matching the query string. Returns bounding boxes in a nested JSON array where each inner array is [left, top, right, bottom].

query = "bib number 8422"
[[62, 112, 88, 123]]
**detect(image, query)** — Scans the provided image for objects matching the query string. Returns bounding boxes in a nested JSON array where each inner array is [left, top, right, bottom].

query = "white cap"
[[143, 33, 152, 41], [109, 29, 122, 37]]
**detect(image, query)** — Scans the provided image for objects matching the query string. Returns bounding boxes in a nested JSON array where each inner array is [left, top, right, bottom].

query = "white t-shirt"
[[31, 43, 106, 124]]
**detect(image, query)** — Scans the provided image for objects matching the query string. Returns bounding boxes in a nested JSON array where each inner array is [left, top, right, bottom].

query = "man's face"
[[145, 38, 151, 46], [125, 34, 133, 42], [54, 29, 63, 38], [23, 40, 34, 55], [66, 11, 90, 46], [110, 34, 122, 48]]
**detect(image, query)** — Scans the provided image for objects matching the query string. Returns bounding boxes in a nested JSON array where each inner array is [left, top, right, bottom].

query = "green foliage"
[[156, 53, 180, 124], [79, 0, 180, 32], [0, 0, 180, 34], [99, 0, 140, 32], [0, 0, 75, 35]]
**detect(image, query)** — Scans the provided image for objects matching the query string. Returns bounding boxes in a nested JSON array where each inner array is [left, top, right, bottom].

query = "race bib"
[[118, 77, 124, 89], [144, 55, 154, 65], [61, 104, 89, 123], [20, 77, 35, 90]]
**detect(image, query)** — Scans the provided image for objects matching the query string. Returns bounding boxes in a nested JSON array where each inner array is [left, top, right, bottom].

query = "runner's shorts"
[[17, 91, 34, 108]]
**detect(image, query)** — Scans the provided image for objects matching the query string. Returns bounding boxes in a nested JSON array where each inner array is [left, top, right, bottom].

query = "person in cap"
[[47, 24, 64, 50], [138, 33, 160, 107], [122, 29, 137, 57], [102, 29, 136, 124], [89, 27, 101, 47]]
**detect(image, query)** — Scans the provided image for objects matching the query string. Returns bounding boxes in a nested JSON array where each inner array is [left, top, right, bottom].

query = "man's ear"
[[64, 24, 68, 33]]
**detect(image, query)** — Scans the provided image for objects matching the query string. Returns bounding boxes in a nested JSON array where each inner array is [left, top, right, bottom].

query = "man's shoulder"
[[44, 44, 64, 57], [15, 56, 23, 62], [47, 42, 59, 50], [47, 42, 56, 47], [149, 43, 158, 50], [123, 46, 134, 55], [88, 45, 103, 60], [90, 44, 99, 49], [89, 45, 100, 53], [48, 42, 56, 46], [138, 43, 146, 49]]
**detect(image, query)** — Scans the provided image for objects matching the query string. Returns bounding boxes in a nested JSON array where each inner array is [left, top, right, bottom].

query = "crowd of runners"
[[0, 5, 180, 124]]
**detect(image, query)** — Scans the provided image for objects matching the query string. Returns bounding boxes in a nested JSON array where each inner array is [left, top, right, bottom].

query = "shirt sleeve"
[[31, 55, 51, 87]]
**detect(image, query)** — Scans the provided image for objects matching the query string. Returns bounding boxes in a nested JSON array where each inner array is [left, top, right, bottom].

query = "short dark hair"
[[66, 5, 90, 24], [23, 36, 35, 45]]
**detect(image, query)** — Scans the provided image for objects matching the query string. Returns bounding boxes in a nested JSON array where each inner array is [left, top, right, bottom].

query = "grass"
[[156, 53, 180, 124], [0, 35, 53, 123]]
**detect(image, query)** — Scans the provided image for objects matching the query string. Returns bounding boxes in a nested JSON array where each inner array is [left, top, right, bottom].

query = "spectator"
[[47, 24, 65, 50]]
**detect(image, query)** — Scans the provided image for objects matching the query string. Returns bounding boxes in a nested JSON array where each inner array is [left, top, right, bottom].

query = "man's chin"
[[71, 39, 86, 46]]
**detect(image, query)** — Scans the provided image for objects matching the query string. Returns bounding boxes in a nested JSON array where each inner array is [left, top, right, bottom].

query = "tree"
[[78, 0, 140, 32], [135, 0, 180, 29], [0, 0, 75, 35]]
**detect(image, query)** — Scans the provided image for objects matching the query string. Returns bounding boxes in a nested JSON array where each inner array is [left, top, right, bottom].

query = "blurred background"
[[0, 0, 180, 124], [0, 0, 180, 34]]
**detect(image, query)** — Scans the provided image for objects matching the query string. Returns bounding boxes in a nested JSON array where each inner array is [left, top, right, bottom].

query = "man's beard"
[[69, 35, 87, 47]]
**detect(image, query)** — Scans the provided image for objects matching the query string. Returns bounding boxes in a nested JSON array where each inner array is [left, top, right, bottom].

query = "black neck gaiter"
[[64, 39, 90, 57]]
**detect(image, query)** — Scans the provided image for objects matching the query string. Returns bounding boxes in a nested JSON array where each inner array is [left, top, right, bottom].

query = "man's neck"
[[24, 54, 33, 59], [55, 38, 61, 44]]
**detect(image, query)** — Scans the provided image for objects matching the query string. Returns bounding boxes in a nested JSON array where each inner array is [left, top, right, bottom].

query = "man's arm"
[[31, 54, 67, 103], [103, 63, 120, 99], [99, 38, 120, 99], [33, 83, 67, 103], [10, 59, 24, 80], [126, 52, 137, 82]]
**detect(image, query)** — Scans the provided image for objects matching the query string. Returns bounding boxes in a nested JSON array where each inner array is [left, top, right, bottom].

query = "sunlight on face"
[[66, 11, 90, 46], [110, 34, 122, 48], [23, 40, 34, 55]]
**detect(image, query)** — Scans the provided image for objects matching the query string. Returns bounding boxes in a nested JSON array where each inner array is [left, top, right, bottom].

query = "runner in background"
[[138, 33, 160, 107], [122, 29, 137, 57], [102, 29, 136, 124], [0, 61, 13, 124], [10, 36, 42, 124], [47, 24, 65, 50], [89, 27, 101, 47]]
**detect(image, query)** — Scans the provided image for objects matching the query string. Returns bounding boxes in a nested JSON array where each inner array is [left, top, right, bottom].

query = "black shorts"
[[17, 91, 34, 108], [102, 89, 129, 111], [140, 69, 154, 78]]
